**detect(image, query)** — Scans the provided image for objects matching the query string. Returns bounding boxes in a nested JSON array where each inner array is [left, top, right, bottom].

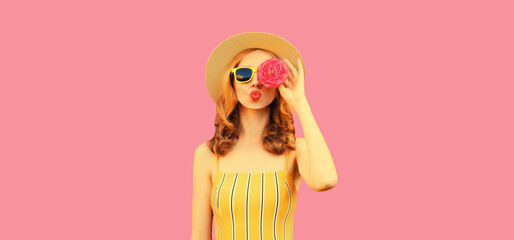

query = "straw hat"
[[204, 32, 304, 102]]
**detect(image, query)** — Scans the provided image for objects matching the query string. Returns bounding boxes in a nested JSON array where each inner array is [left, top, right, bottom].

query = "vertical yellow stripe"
[[283, 180, 293, 240], [248, 173, 262, 238], [245, 174, 251, 240], [219, 174, 233, 240], [233, 173, 247, 239], [218, 174, 227, 240], [212, 186, 221, 240], [275, 175, 288, 240], [273, 172, 280, 240], [262, 172, 276, 239], [290, 180, 298, 240]]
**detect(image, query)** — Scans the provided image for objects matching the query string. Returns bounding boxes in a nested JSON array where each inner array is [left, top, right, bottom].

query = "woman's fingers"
[[283, 58, 298, 85], [285, 78, 292, 89], [283, 59, 297, 78], [297, 58, 304, 83]]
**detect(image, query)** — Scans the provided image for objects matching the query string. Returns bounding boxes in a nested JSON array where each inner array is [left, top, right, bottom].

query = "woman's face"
[[232, 50, 278, 110]]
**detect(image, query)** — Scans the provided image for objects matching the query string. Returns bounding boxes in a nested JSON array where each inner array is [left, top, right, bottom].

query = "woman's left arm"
[[279, 58, 338, 191], [294, 99, 338, 191]]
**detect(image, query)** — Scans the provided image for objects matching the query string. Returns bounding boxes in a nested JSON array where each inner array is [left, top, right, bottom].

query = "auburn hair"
[[207, 48, 296, 156]]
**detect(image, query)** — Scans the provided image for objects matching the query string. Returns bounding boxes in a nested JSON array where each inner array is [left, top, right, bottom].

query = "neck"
[[237, 104, 270, 144]]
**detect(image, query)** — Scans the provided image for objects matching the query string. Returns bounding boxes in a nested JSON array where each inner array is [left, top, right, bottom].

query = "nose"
[[251, 72, 261, 88]]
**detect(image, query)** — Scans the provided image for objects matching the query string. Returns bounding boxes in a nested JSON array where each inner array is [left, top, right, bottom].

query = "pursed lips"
[[249, 90, 261, 100]]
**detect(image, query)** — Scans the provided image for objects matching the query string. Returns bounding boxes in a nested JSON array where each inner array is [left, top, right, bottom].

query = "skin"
[[232, 50, 279, 143], [191, 50, 337, 240]]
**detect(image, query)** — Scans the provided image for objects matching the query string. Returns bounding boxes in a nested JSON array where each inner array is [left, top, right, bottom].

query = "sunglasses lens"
[[235, 68, 253, 82]]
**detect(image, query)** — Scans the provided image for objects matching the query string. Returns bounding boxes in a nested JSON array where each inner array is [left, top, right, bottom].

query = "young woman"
[[191, 32, 337, 240]]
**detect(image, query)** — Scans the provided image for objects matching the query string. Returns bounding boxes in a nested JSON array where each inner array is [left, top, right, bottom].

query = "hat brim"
[[205, 32, 304, 103]]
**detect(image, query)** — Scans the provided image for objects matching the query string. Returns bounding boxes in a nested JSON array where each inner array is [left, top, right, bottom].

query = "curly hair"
[[207, 48, 296, 156]]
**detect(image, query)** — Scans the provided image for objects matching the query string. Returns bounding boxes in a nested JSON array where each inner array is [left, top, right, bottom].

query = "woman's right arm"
[[191, 142, 213, 240]]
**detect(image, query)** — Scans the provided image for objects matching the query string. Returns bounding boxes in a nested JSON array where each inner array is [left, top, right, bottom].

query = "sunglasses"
[[231, 67, 259, 83]]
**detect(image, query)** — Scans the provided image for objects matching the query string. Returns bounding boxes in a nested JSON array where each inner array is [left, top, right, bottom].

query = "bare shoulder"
[[295, 137, 307, 154], [294, 137, 307, 170], [194, 141, 214, 158], [295, 137, 306, 145], [291, 137, 306, 160], [193, 141, 216, 178]]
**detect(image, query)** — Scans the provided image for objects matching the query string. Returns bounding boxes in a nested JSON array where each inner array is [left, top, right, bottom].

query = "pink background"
[[1, 0, 513, 239]]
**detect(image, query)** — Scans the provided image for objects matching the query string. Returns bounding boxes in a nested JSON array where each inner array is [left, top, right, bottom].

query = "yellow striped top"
[[211, 150, 298, 240]]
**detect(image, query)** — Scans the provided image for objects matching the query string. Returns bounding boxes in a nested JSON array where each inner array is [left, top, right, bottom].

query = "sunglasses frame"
[[231, 67, 258, 83]]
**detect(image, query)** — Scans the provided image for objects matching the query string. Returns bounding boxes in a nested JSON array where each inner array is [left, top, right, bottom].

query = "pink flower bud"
[[257, 58, 289, 88]]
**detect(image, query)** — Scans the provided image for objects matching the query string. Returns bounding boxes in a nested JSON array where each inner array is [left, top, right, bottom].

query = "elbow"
[[326, 176, 338, 190], [315, 175, 338, 191]]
